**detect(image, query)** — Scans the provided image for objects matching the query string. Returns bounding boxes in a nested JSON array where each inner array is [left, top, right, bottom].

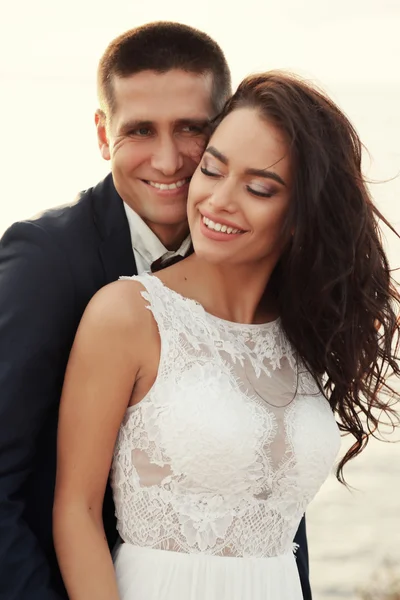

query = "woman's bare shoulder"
[[79, 278, 153, 337]]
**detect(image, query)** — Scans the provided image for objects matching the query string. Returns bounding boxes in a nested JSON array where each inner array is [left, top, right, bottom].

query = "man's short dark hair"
[[97, 21, 231, 118]]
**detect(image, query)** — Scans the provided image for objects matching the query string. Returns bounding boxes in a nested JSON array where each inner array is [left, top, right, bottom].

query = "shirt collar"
[[123, 202, 191, 265]]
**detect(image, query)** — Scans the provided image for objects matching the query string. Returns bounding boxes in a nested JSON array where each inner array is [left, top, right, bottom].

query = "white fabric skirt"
[[114, 543, 303, 600]]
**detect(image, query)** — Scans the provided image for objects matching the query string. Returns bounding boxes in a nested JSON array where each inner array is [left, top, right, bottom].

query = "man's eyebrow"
[[205, 145, 286, 186], [119, 118, 210, 133], [119, 120, 152, 133], [175, 118, 210, 127]]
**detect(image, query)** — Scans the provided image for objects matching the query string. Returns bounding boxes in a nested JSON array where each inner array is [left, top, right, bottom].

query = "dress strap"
[[119, 273, 178, 340]]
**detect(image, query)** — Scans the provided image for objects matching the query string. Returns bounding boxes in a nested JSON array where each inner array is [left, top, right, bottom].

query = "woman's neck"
[[173, 254, 278, 325]]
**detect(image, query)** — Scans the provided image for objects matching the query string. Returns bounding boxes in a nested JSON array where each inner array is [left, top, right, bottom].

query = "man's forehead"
[[112, 69, 213, 118], [112, 68, 213, 91]]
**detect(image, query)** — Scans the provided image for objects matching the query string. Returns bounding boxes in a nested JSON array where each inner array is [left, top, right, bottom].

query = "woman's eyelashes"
[[246, 185, 275, 198], [200, 163, 276, 198], [200, 165, 221, 178]]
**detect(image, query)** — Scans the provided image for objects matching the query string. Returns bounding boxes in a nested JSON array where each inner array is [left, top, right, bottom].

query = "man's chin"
[[143, 209, 188, 228]]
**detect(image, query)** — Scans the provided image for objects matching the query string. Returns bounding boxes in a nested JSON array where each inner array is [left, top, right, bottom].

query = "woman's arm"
[[53, 280, 151, 600]]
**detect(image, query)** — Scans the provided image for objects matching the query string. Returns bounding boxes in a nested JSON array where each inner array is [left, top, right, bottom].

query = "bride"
[[53, 71, 400, 599]]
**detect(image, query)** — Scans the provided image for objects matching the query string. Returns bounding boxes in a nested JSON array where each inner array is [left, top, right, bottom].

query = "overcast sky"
[[1, 0, 399, 84]]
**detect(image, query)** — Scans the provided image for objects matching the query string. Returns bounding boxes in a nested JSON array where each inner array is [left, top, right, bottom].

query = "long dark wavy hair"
[[216, 72, 400, 482]]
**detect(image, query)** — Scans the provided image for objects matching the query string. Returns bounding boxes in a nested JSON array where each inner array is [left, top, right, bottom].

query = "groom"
[[0, 22, 311, 599]]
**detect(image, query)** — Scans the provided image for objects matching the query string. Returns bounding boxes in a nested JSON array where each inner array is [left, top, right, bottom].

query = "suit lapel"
[[99, 229, 137, 284], [91, 174, 137, 284]]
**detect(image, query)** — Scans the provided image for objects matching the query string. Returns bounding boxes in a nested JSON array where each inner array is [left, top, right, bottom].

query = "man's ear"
[[95, 109, 111, 161]]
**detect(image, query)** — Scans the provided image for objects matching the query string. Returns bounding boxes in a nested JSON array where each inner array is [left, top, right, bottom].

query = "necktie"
[[151, 253, 186, 273], [151, 243, 193, 273]]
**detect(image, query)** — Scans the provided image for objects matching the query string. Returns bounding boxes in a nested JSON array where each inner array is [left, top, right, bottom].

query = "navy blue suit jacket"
[[0, 174, 311, 599]]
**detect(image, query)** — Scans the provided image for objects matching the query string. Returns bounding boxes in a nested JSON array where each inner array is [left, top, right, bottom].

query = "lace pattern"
[[112, 274, 341, 557]]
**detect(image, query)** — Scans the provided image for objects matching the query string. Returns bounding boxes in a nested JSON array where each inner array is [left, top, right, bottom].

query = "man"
[[0, 21, 311, 599]]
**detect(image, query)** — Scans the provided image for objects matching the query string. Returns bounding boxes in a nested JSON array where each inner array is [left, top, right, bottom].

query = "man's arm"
[[0, 222, 76, 600], [294, 516, 312, 600]]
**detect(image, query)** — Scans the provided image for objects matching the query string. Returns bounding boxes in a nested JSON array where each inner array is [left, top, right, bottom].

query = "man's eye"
[[132, 127, 152, 137], [181, 125, 205, 135]]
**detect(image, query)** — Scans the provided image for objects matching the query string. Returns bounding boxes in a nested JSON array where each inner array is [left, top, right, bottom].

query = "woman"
[[53, 72, 400, 600]]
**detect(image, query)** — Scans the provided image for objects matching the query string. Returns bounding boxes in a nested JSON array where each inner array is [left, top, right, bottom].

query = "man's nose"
[[151, 136, 184, 176]]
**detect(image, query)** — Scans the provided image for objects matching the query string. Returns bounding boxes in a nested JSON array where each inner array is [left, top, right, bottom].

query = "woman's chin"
[[192, 246, 232, 266]]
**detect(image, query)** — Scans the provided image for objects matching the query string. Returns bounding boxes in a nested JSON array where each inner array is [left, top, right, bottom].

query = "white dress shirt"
[[123, 202, 191, 274]]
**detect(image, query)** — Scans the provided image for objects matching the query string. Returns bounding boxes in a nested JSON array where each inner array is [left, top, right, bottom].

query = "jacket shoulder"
[[0, 174, 115, 249], [20, 185, 96, 237]]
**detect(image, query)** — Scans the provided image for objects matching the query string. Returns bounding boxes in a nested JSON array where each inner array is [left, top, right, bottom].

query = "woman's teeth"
[[202, 216, 243, 234]]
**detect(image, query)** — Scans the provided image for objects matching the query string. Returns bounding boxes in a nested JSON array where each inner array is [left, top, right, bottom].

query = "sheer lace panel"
[[112, 274, 341, 557]]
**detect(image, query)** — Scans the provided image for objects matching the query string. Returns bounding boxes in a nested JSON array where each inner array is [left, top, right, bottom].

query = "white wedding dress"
[[111, 274, 341, 599]]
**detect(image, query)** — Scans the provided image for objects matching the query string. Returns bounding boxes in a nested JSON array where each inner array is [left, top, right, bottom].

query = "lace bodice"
[[111, 274, 341, 558]]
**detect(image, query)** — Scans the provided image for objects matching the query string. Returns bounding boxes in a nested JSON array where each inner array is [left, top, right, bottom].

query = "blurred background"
[[0, 1, 399, 597]]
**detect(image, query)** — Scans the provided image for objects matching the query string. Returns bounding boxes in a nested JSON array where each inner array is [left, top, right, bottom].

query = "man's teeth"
[[147, 178, 188, 190], [202, 216, 243, 234]]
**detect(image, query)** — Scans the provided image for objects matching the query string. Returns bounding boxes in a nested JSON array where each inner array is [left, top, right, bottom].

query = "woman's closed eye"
[[200, 162, 277, 197], [200, 165, 222, 178], [247, 183, 275, 198]]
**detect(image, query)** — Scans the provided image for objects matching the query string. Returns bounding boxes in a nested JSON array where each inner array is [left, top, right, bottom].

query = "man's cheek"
[[187, 138, 208, 164]]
